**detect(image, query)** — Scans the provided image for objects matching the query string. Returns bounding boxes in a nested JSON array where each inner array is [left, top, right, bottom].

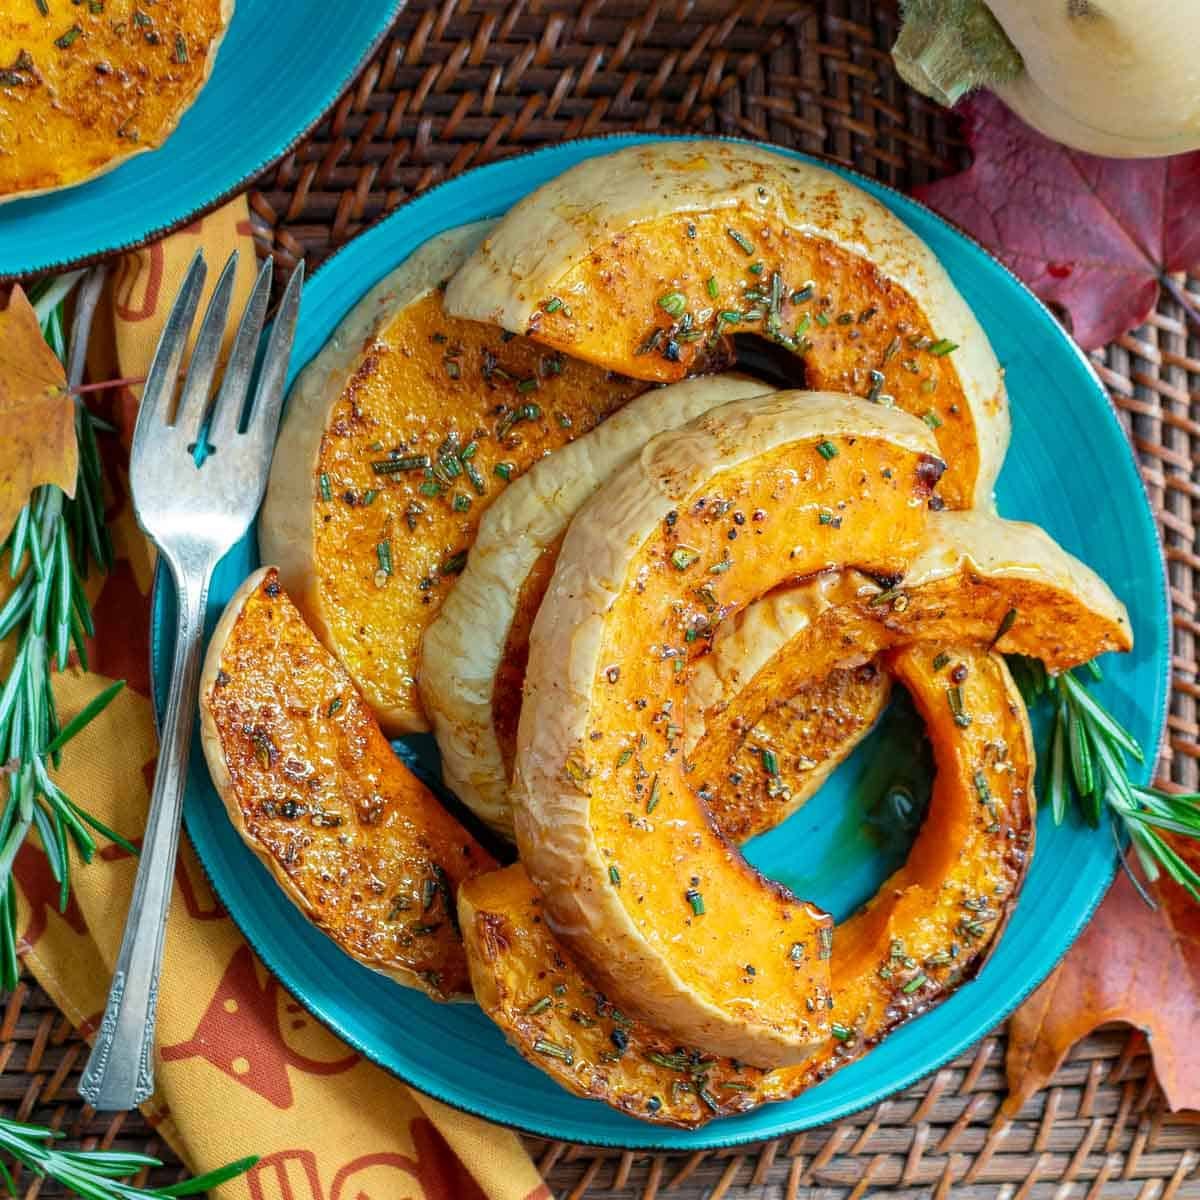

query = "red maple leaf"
[[1004, 849, 1200, 1118], [915, 93, 1200, 350]]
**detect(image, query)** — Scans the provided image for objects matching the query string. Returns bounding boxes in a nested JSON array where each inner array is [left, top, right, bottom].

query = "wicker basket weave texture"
[[5, 1, 1200, 1196]]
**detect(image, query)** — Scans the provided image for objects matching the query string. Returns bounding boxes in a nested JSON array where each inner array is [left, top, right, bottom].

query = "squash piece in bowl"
[[260, 221, 648, 735], [0, 1, 233, 200], [200, 567, 497, 1001], [445, 140, 1007, 509], [513, 392, 945, 1067], [460, 641, 1034, 1127]]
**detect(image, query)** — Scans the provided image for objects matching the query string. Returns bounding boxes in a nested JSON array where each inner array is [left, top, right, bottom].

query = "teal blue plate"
[[151, 135, 1169, 1150], [0, 0, 399, 280]]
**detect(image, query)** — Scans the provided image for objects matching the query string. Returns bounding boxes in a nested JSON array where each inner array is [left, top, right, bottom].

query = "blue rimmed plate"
[[0, 0, 399, 280], [152, 135, 1170, 1150]]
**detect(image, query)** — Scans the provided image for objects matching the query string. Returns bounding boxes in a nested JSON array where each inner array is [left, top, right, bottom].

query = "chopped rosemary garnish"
[[815, 311, 830, 326], [658, 291, 687, 317], [815, 440, 838, 460], [609, 864, 620, 886], [830, 1023, 852, 1041], [670, 546, 700, 570], [902, 972, 927, 994], [327, 697, 343, 717], [932, 651, 950, 671], [647, 774, 661, 814], [525, 996, 552, 1016], [685, 888, 705, 916], [990, 607, 1018, 648], [929, 338, 958, 356], [494, 461, 514, 481], [372, 453, 430, 475], [761, 748, 779, 777], [55, 24, 81, 48], [376, 540, 392, 576], [533, 1038, 574, 1064], [543, 297, 563, 313], [174, 32, 187, 62], [818, 925, 833, 959], [922, 409, 943, 429], [947, 685, 971, 728], [318, 473, 332, 501], [727, 228, 755, 255], [706, 277, 720, 299]]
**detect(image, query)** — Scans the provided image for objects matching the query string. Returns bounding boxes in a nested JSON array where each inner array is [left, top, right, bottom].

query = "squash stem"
[[892, 0, 1024, 108]]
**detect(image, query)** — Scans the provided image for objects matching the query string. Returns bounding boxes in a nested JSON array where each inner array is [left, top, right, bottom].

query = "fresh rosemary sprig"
[[1010, 655, 1200, 902], [0, 277, 128, 991], [0, 1114, 254, 1199]]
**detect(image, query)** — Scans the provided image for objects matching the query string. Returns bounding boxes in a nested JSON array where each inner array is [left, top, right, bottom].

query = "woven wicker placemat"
[[8, 1, 1200, 1196]]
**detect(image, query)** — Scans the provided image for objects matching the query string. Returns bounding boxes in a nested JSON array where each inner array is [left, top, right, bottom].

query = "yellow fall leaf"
[[0, 285, 77, 542]]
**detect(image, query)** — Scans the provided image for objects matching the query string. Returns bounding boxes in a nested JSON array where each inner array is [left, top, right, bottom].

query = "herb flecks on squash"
[[461, 642, 1033, 1127], [445, 142, 1008, 509], [513, 393, 943, 1067], [199, 567, 497, 1001], [261, 223, 647, 736]]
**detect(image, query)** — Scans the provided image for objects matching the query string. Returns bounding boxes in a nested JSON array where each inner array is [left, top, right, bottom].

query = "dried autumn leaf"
[[0, 285, 76, 541], [1004, 845, 1200, 1118], [915, 93, 1200, 350]]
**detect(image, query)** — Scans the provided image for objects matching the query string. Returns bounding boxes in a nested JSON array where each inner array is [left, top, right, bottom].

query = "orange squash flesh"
[[200, 567, 497, 1001], [298, 295, 645, 733], [0, 1, 230, 199], [693, 536, 1132, 783], [491, 536, 890, 838], [460, 642, 1034, 1126], [519, 213, 980, 507], [514, 401, 944, 1066], [712, 662, 890, 843]]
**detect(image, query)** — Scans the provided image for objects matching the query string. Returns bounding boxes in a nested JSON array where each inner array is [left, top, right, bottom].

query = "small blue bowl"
[[0, 0, 399, 279], [153, 135, 1169, 1150]]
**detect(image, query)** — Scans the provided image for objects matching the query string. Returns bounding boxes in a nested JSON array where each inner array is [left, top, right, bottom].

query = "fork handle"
[[79, 556, 211, 1110]]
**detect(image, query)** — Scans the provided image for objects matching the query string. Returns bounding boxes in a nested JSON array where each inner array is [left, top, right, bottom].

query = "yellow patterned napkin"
[[16, 198, 548, 1200]]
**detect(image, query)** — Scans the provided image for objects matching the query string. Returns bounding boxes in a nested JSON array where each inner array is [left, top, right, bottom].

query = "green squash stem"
[[893, 0, 1025, 107]]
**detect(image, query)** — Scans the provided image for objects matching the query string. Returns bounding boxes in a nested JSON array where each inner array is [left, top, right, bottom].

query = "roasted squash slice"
[[690, 508, 1132, 777], [199, 567, 497, 1001], [512, 392, 944, 1066], [422, 373, 890, 840], [259, 221, 646, 735], [0, 0, 232, 200], [445, 140, 1007, 509], [460, 642, 1034, 1127]]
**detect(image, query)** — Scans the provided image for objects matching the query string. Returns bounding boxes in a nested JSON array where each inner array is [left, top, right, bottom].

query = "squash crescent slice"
[[0, 0, 233, 201], [422, 372, 891, 840], [459, 641, 1035, 1127], [513, 392, 944, 1066], [200, 567, 498, 1001], [259, 221, 646, 735], [689, 508, 1132, 779], [445, 140, 1008, 509]]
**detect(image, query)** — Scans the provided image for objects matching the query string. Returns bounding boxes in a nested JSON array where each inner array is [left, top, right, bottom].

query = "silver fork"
[[78, 250, 304, 1111]]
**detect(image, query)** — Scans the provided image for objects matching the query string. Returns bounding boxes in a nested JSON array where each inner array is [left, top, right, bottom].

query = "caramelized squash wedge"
[[690, 508, 1132, 777], [422, 372, 890, 840], [445, 140, 1007, 509], [0, 0, 232, 200], [460, 643, 1034, 1127], [199, 567, 497, 1001], [260, 221, 646, 735], [512, 392, 943, 1066]]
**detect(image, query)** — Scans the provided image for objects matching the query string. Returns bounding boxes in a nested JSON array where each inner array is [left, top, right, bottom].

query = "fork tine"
[[208, 256, 273, 444], [243, 260, 304, 453], [174, 251, 239, 441], [130, 252, 206, 462]]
